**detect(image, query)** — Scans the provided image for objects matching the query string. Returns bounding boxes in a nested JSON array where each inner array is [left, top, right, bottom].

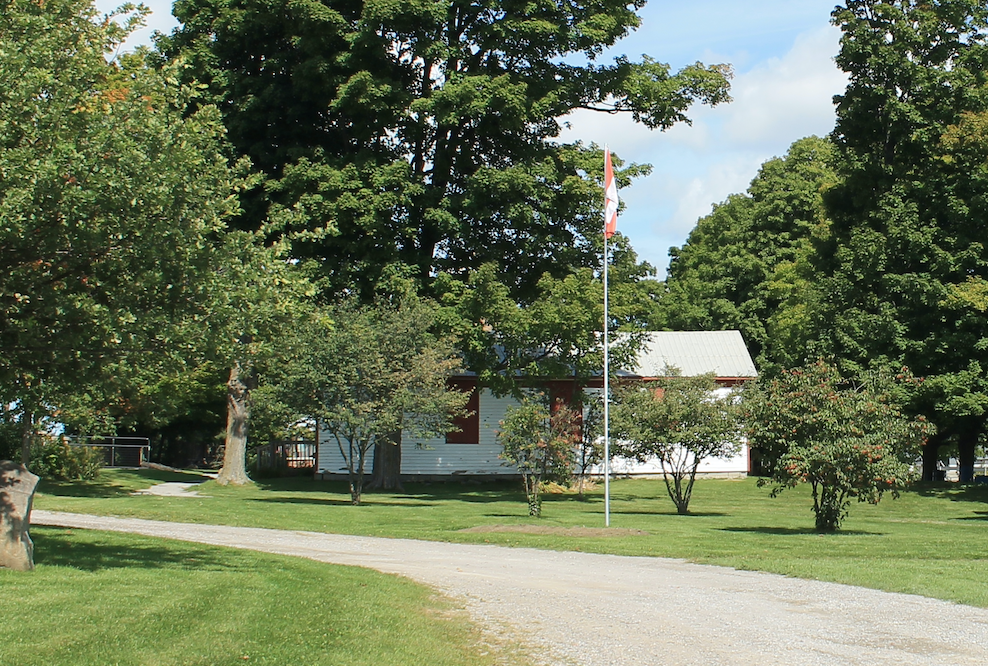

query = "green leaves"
[[0, 0, 251, 431], [497, 394, 580, 516], [162, 0, 730, 300], [269, 293, 467, 503], [611, 373, 742, 515], [745, 360, 932, 531], [657, 136, 836, 370]]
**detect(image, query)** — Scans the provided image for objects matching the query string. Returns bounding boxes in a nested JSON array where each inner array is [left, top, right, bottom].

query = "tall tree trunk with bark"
[[216, 362, 253, 485], [368, 431, 403, 491]]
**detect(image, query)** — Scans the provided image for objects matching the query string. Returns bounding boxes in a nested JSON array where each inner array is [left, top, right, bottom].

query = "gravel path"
[[32, 510, 988, 665]]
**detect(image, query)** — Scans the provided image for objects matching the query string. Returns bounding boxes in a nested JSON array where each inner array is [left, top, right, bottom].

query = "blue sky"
[[97, 0, 848, 277]]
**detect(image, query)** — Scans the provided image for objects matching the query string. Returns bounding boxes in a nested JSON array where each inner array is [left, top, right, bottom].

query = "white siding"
[[402, 441, 510, 475], [479, 389, 518, 450], [317, 438, 517, 477], [316, 390, 523, 477], [597, 446, 749, 477], [316, 436, 373, 475], [316, 385, 749, 479]]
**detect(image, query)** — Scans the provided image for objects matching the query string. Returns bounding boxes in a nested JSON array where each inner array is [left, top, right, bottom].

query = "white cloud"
[[723, 26, 847, 146], [603, 23, 848, 276], [665, 156, 764, 235]]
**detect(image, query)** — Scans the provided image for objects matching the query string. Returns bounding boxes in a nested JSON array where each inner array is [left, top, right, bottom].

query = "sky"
[[96, 0, 849, 277]]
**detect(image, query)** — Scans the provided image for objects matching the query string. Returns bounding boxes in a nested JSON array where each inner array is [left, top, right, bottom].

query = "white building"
[[315, 330, 758, 480]]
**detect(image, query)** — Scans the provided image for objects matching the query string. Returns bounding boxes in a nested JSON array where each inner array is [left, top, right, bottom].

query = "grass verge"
[[35, 471, 988, 607], [1, 526, 529, 666]]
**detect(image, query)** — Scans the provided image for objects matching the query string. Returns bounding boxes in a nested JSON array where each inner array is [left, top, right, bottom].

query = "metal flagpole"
[[602, 146, 617, 528], [603, 224, 611, 527]]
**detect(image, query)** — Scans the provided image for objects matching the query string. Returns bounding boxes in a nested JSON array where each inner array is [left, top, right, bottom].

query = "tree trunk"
[[368, 431, 403, 491], [19, 411, 33, 467], [215, 362, 252, 486], [922, 435, 942, 482], [958, 429, 977, 484]]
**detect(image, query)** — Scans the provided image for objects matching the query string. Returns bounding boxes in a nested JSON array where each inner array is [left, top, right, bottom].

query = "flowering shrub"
[[745, 360, 932, 531]]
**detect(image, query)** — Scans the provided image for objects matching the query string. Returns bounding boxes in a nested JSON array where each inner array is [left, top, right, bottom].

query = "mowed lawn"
[[34, 469, 988, 608], [2, 526, 528, 666]]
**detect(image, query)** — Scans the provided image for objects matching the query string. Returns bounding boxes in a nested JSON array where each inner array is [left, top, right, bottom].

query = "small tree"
[[576, 395, 604, 499], [612, 373, 742, 515], [745, 361, 933, 532], [498, 396, 579, 517], [273, 295, 467, 504]]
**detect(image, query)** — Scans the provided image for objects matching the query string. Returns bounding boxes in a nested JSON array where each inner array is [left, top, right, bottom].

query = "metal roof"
[[623, 330, 758, 379]]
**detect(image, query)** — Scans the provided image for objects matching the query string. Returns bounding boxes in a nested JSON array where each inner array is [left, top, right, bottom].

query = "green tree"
[[818, 0, 988, 480], [0, 0, 250, 460], [611, 373, 742, 515], [657, 136, 836, 371], [158, 0, 731, 299], [439, 254, 648, 400], [270, 294, 467, 504], [210, 234, 315, 486], [745, 360, 932, 532], [497, 395, 580, 517], [575, 393, 604, 499]]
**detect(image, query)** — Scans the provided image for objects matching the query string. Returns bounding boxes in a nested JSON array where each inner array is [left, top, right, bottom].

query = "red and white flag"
[[604, 148, 618, 239]]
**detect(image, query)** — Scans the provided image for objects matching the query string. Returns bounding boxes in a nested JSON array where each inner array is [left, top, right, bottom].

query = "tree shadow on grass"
[[38, 478, 133, 499], [719, 526, 884, 536], [911, 483, 988, 505], [39, 469, 213, 499], [956, 511, 988, 521], [31, 528, 242, 572], [247, 497, 437, 508], [616, 510, 728, 517], [126, 469, 213, 484], [251, 477, 530, 506]]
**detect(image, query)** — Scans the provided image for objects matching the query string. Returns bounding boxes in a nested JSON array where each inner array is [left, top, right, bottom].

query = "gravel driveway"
[[32, 510, 988, 665]]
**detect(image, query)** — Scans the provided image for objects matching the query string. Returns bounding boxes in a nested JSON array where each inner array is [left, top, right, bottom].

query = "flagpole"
[[602, 147, 617, 528], [603, 221, 611, 528]]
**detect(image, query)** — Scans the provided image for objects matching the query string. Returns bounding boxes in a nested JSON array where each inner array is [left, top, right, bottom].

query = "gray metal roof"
[[624, 330, 758, 379]]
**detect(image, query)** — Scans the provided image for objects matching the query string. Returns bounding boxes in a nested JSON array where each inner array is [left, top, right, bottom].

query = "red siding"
[[446, 379, 480, 444]]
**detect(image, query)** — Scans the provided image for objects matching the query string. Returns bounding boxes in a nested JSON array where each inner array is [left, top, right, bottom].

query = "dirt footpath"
[[32, 510, 988, 666]]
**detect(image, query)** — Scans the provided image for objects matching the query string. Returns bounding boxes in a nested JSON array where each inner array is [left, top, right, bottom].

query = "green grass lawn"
[[35, 470, 988, 607], [2, 526, 527, 666]]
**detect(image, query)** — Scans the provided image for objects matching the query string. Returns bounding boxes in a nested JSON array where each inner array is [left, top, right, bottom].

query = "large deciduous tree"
[[158, 0, 731, 299], [209, 234, 314, 486], [817, 0, 988, 481], [657, 136, 836, 372], [0, 0, 249, 457]]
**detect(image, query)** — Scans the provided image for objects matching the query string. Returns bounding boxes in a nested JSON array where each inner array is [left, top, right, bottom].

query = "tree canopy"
[[816, 0, 988, 479], [159, 0, 731, 299], [656, 136, 836, 371], [269, 293, 467, 504], [746, 360, 931, 531], [611, 373, 742, 515], [0, 0, 250, 448]]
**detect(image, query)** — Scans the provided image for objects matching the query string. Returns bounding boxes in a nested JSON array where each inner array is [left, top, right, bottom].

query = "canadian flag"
[[604, 148, 618, 239]]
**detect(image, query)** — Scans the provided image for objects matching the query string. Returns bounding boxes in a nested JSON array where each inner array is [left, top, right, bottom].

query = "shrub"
[[745, 361, 932, 532], [29, 438, 103, 480], [498, 395, 579, 517]]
